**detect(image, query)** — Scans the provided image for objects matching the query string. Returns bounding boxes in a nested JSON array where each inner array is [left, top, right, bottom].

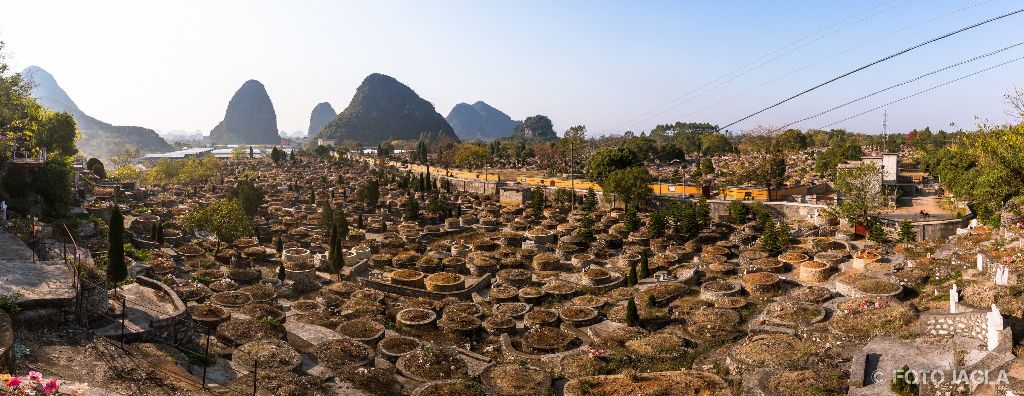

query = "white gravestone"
[[987, 304, 1003, 351], [949, 284, 959, 314], [977, 253, 984, 272], [996, 266, 1011, 286]]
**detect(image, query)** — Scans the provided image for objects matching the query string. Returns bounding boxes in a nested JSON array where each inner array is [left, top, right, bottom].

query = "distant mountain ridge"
[[209, 80, 281, 145], [319, 73, 458, 145], [21, 66, 172, 159], [307, 102, 336, 137], [446, 101, 521, 140]]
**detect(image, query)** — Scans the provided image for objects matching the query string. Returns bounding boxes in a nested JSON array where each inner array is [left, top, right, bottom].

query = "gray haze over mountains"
[[21, 66, 172, 159], [445, 101, 522, 140]]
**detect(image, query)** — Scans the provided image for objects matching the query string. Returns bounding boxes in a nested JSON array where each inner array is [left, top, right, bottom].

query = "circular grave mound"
[[443, 302, 483, 318], [686, 307, 741, 342], [741, 272, 780, 295], [216, 318, 283, 347], [438, 312, 482, 334], [291, 299, 323, 315], [190, 303, 230, 330], [788, 286, 833, 304], [625, 332, 687, 358], [761, 301, 826, 328], [336, 318, 385, 345], [563, 370, 730, 396], [854, 277, 902, 297], [377, 335, 422, 363], [480, 363, 552, 396], [493, 302, 531, 318], [699, 280, 742, 301], [519, 326, 581, 354], [524, 308, 559, 328], [396, 345, 470, 382], [571, 294, 607, 309], [830, 297, 916, 338], [312, 338, 374, 370], [559, 305, 599, 327], [749, 258, 786, 273], [713, 296, 748, 310], [232, 339, 301, 373], [389, 269, 425, 288], [777, 252, 808, 265], [424, 272, 465, 292], [396, 308, 437, 328], [239, 303, 285, 325], [797, 261, 831, 283], [483, 315, 517, 335], [730, 334, 811, 369]]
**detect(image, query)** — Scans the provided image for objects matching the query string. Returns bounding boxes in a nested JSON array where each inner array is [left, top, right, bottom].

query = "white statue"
[[977, 253, 984, 272], [987, 304, 1004, 351], [1, 200, 6, 222], [950, 284, 959, 313]]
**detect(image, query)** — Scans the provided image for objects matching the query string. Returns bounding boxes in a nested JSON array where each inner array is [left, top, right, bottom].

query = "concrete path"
[[0, 231, 76, 302]]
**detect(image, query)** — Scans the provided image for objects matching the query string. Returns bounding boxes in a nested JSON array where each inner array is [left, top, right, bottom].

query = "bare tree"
[[1005, 87, 1024, 122]]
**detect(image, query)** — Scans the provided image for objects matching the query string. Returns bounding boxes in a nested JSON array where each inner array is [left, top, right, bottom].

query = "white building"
[[838, 153, 899, 185]]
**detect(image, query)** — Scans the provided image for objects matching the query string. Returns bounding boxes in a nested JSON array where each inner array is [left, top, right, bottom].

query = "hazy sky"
[[1, 0, 1022, 136]]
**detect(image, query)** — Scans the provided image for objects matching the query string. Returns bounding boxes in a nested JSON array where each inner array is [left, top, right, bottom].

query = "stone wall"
[[707, 200, 828, 222], [920, 310, 987, 340], [0, 310, 12, 374]]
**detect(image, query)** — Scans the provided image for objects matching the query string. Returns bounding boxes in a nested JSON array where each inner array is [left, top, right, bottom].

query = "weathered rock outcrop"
[[307, 102, 336, 137], [209, 80, 280, 145], [446, 101, 521, 141], [21, 66, 172, 159], [319, 73, 457, 145]]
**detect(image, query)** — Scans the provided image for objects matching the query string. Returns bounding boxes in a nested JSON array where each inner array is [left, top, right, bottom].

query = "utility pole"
[[882, 110, 889, 153]]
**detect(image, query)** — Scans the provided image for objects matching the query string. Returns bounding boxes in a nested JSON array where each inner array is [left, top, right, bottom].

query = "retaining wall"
[[919, 310, 987, 340], [122, 276, 194, 345]]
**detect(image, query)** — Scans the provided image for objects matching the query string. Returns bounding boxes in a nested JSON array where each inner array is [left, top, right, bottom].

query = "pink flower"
[[43, 379, 59, 394], [28, 371, 43, 382], [5, 376, 21, 388]]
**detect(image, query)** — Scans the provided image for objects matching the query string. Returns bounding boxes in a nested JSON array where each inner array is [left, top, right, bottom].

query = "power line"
[[613, 0, 911, 132], [674, 0, 997, 121], [781, 41, 1024, 129], [818, 55, 1024, 129], [717, 7, 1024, 131]]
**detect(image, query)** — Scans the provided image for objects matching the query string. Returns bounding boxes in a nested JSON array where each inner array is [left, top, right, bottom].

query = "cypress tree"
[[646, 294, 657, 308], [150, 223, 158, 242], [275, 237, 284, 254], [329, 225, 345, 277], [627, 262, 638, 286], [625, 297, 640, 327], [156, 222, 164, 245], [357, 214, 364, 229], [107, 206, 127, 284], [277, 263, 286, 282], [639, 250, 650, 279], [336, 212, 349, 239]]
